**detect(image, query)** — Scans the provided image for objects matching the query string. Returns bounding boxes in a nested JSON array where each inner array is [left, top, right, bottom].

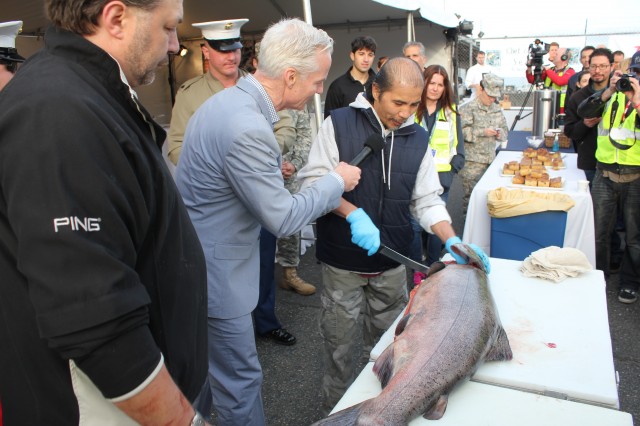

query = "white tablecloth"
[[462, 151, 596, 266]]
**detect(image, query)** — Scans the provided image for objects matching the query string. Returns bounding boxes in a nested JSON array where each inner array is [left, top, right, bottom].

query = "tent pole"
[[302, 0, 324, 131]]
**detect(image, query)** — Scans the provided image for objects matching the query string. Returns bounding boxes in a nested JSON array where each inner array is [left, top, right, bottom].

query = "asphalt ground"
[[220, 175, 639, 425]]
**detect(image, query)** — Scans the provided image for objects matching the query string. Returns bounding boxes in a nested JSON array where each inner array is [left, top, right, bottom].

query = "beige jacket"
[[167, 70, 247, 165]]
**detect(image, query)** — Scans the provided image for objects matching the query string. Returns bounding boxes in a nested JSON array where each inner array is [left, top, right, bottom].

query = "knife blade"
[[378, 244, 429, 273]]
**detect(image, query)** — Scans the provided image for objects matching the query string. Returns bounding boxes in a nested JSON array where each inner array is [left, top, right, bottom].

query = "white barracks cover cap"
[[192, 19, 249, 51], [0, 21, 24, 62]]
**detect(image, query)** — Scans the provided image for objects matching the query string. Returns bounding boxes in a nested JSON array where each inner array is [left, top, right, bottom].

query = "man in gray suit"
[[176, 18, 365, 425]]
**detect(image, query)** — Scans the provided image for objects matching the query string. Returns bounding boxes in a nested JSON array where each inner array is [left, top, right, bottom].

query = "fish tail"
[[311, 402, 363, 425]]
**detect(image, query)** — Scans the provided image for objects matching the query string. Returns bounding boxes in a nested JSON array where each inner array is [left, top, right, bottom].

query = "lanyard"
[[619, 100, 633, 124]]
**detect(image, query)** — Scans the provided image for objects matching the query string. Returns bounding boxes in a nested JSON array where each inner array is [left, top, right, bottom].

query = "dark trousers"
[[253, 228, 281, 335], [592, 171, 640, 291]]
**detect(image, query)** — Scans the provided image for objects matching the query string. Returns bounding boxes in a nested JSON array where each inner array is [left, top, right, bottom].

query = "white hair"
[[257, 18, 333, 79], [402, 41, 426, 56]]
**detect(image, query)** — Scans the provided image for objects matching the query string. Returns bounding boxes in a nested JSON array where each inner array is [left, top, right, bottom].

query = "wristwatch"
[[191, 411, 205, 426]]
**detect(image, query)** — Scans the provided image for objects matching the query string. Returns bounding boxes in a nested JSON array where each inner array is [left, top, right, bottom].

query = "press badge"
[[435, 121, 449, 131]]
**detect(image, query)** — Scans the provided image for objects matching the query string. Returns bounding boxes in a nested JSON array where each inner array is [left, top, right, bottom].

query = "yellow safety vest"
[[545, 68, 568, 110], [416, 106, 458, 172], [596, 92, 640, 165]]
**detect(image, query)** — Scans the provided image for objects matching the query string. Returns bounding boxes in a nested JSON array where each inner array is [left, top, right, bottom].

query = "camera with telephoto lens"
[[526, 39, 550, 84], [615, 74, 639, 92]]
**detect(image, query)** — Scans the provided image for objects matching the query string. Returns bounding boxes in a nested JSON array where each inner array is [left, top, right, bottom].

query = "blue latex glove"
[[445, 237, 491, 273], [346, 208, 380, 256]]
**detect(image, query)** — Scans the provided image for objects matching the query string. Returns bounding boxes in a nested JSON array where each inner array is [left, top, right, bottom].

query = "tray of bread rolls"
[[522, 147, 566, 170], [500, 160, 564, 190]]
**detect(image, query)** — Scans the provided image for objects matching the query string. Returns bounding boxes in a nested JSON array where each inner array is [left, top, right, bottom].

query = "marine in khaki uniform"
[[0, 21, 24, 92], [167, 18, 248, 165], [459, 73, 508, 216]]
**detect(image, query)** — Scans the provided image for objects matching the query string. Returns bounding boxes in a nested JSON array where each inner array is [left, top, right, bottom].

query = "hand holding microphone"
[[333, 134, 385, 192]]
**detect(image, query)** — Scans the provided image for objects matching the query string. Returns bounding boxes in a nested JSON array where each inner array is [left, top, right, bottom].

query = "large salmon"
[[312, 244, 512, 425]]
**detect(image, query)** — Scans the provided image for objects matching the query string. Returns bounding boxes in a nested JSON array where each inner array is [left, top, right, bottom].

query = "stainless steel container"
[[532, 89, 559, 137]]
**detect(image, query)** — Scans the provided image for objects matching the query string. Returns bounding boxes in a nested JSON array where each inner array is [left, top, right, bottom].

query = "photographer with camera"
[[578, 51, 640, 304], [526, 46, 575, 113]]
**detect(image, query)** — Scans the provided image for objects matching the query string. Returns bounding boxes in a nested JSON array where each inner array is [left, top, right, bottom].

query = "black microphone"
[[349, 134, 385, 166]]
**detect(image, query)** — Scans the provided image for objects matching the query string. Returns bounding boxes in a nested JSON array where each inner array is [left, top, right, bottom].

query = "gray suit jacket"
[[176, 77, 342, 318]]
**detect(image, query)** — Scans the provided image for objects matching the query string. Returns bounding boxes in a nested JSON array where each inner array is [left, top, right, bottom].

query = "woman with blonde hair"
[[409, 65, 465, 283]]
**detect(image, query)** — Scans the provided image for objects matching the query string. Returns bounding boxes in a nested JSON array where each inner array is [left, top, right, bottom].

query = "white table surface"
[[462, 150, 596, 266], [369, 258, 619, 409], [332, 364, 632, 426]]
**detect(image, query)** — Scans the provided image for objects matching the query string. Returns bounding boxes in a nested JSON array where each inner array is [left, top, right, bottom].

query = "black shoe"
[[618, 288, 638, 304], [264, 328, 297, 346]]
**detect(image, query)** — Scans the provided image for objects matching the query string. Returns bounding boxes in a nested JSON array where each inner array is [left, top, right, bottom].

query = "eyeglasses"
[[589, 64, 611, 71]]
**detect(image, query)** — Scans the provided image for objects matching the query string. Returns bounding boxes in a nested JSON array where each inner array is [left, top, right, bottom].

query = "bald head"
[[370, 57, 424, 130], [371, 57, 424, 99]]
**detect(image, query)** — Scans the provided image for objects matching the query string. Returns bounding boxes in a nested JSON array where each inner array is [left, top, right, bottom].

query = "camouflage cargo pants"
[[276, 178, 301, 268], [319, 263, 408, 411], [458, 160, 490, 218]]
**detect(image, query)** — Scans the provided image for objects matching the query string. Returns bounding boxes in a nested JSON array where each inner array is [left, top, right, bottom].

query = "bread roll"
[[525, 177, 537, 186], [512, 175, 525, 185], [550, 177, 562, 188]]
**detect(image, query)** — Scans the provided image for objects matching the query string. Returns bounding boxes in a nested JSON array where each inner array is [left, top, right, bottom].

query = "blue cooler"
[[490, 211, 567, 261]]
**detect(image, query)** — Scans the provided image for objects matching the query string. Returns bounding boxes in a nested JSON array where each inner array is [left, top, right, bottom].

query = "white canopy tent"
[[1, 0, 460, 123]]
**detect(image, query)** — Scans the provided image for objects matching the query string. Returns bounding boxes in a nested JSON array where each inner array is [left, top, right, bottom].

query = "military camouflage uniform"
[[167, 70, 247, 165], [320, 264, 408, 412], [275, 108, 313, 267], [459, 97, 508, 215]]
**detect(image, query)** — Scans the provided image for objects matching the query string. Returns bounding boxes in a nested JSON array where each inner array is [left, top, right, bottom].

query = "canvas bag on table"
[[487, 187, 575, 218]]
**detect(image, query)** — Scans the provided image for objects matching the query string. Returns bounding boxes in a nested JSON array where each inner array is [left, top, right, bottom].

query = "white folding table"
[[462, 151, 596, 266], [332, 258, 631, 424]]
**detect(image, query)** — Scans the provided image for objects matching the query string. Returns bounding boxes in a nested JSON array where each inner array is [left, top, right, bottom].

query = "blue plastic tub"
[[490, 211, 568, 261]]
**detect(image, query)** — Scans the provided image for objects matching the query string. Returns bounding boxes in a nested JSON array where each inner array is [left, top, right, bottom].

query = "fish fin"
[[485, 325, 514, 361], [395, 313, 411, 336], [372, 345, 395, 388], [451, 243, 486, 272], [426, 261, 446, 277], [311, 402, 363, 425], [423, 394, 448, 420]]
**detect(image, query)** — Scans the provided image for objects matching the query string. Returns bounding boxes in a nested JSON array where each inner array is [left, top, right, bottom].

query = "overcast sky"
[[441, 0, 640, 39]]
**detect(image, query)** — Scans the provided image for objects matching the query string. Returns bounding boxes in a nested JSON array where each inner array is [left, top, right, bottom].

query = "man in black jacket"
[[0, 1, 209, 424], [323, 35, 377, 118], [564, 48, 613, 183]]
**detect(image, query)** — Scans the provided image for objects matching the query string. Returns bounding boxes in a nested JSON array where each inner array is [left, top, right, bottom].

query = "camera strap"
[[608, 99, 636, 150]]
